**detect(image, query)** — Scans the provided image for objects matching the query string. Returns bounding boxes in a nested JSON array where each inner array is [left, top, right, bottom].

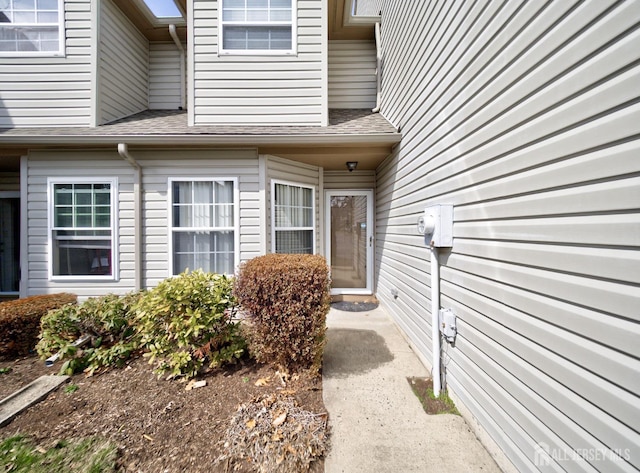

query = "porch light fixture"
[[346, 161, 358, 172]]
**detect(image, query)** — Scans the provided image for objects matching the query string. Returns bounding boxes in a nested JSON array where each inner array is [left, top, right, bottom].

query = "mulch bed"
[[0, 355, 326, 472]]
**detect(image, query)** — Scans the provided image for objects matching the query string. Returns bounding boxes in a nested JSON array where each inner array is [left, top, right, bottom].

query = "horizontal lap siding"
[[191, 0, 325, 125], [26, 151, 135, 298], [149, 42, 184, 110], [99, 0, 149, 124], [137, 150, 260, 288], [26, 150, 260, 297], [266, 155, 321, 253], [328, 41, 376, 109], [0, 0, 92, 127], [0, 173, 19, 192], [375, 1, 640, 472], [323, 170, 375, 189]]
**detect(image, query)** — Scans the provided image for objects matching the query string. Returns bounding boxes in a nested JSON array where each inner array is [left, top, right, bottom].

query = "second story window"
[[220, 0, 295, 54], [0, 0, 64, 56]]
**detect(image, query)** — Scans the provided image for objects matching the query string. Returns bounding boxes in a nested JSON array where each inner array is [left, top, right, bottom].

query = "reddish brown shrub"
[[234, 254, 330, 374], [0, 293, 77, 357]]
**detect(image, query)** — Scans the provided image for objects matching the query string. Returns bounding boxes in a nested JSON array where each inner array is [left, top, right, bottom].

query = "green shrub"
[[37, 292, 143, 375], [133, 270, 245, 379], [234, 254, 330, 375], [0, 293, 77, 357]]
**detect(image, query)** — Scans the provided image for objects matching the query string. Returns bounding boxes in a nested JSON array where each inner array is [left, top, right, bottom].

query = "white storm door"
[[325, 190, 373, 295]]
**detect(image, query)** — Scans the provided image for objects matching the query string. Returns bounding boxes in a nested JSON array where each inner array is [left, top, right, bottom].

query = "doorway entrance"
[[325, 190, 373, 295], [0, 192, 20, 296]]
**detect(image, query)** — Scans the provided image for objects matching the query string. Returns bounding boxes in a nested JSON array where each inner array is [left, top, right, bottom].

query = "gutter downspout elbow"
[[431, 245, 441, 397], [372, 21, 382, 113], [117, 143, 142, 292], [169, 24, 186, 111]]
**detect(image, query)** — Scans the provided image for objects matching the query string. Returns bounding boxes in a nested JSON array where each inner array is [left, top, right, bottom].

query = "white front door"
[[325, 190, 373, 295]]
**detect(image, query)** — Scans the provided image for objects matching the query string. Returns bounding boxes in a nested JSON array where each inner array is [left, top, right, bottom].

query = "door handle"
[[369, 236, 373, 247]]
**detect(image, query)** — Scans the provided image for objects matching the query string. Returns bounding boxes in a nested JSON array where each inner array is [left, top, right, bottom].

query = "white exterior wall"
[[0, 0, 93, 128], [25, 149, 260, 296], [190, 0, 326, 126], [98, 0, 149, 124], [328, 41, 376, 109], [324, 170, 375, 190], [138, 150, 260, 289], [25, 150, 136, 298], [375, 1, 640, 473], [149, 42, 184, 110], [265, 155, 321, 254], [0, 173, 20, 192]]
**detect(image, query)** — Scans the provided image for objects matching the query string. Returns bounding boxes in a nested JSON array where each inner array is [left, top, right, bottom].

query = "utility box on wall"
[[417, 204, 454, 247]]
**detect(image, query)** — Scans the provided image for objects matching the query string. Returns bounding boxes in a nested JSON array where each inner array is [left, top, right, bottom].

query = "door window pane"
[[330, 195, 368, 289]]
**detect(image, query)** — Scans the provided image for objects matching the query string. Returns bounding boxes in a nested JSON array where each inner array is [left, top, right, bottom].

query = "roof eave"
[[0, 132, 402, 147]]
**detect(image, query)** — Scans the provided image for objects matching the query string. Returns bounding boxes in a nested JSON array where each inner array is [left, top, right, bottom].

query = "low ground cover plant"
[[0, 293, 77, 358], [234, 254, 331, 375]]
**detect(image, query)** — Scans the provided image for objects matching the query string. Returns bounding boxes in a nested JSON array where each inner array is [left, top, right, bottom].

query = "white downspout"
[[431, 245, 441, 397], [169, 24, 186, 110], [372, 21, 381, 113], [117, 143, 142, 291]]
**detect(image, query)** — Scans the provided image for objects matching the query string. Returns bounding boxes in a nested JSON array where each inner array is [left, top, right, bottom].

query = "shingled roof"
[[0, 109, 400, 145]]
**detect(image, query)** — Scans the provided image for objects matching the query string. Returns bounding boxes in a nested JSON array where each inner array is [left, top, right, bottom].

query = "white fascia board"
[[0, 133, 401, 147]]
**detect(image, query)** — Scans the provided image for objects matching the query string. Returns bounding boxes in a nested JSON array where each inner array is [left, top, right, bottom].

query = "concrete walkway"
[[322, 305, 502, 473]]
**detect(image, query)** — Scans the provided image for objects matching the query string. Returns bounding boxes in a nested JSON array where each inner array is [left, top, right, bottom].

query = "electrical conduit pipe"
[[431, 245, 441, 397]]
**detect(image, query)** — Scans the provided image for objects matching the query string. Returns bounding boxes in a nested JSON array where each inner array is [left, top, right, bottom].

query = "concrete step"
[[0, 375, 70, 427]]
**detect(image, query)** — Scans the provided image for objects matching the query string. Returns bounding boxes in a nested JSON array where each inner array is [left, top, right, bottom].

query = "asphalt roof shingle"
[[0, 109, 398, 140]]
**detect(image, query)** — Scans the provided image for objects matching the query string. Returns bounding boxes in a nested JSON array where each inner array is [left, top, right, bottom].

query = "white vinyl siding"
[[140, 149, 260, 289], [265, 155, 321, 254], [375, 1, 640, 473], [149, 42, 184, 110], [25, 149, 260, 297], [0, 0, 93, 127], [98, 0, 149, 124], [191, 0, 325, 126], [328, 40, 376, 109], [26, 151, 134, 298], [323, 170, 375, 190], [0, 0, 64, 56], [0, 172, 20, 192]]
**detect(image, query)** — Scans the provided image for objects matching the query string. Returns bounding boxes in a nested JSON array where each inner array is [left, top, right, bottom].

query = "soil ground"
[[0, 354, 325, 472]]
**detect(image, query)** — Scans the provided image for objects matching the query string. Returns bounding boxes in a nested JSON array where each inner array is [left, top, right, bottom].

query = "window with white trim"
[[220, 0, 295, 54], [0, 0, 65, 55], [170, 179, 237, 275], [49, 179, 117, 279], [272, 181, 314, 254]]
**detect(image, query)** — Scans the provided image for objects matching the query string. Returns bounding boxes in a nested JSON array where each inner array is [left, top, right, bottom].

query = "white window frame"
[[167, 177, 240, 276], [47, 177, 118, 281], [218, 0, 297, 56], [0, 0, 65, 57], [271, 179, 315, 254]]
